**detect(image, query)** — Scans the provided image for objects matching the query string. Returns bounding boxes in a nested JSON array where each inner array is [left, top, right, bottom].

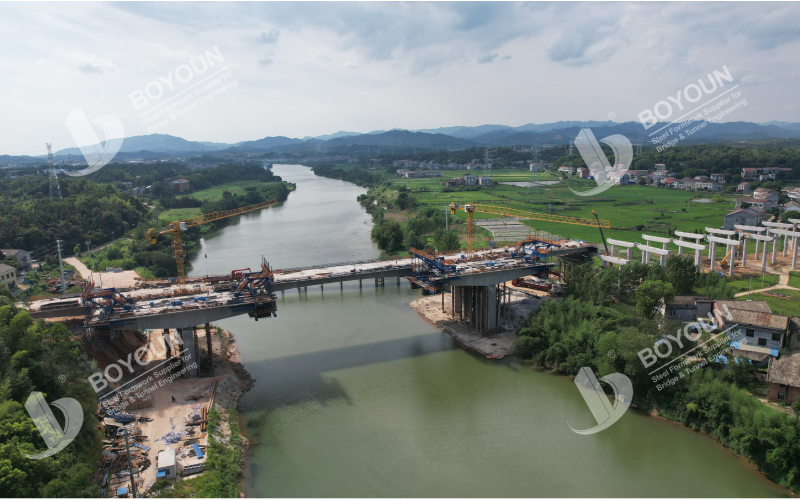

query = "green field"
[[160, 207, 202, 222], [188, 180, 269, 201], [748, 288, 800, 316], [788, 272, 800, 288], [726, 273, 781, 294]]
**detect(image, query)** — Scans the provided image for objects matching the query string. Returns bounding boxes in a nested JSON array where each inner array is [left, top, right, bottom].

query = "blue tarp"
[[192, 443, 204, 459], [117, 487, 128, 496], [156, 470, 166, 478]]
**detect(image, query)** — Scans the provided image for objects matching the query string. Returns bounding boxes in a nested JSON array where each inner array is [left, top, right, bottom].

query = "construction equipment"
[[449, 203, 610, 259], [719, 248, 733, 269], [592, 209, 611, 266], [146, 199, 279, 291]]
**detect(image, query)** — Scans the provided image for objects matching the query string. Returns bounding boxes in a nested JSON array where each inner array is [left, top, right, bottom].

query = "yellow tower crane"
[[449, 203, 610, 259], [146, 199, 279, 290]]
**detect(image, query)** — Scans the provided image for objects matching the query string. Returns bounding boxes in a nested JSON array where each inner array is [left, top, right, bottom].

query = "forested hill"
[[0, 163, 281, 252]]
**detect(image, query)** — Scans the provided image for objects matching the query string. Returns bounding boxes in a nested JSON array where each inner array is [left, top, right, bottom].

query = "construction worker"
[[172, 395, 176, 403]]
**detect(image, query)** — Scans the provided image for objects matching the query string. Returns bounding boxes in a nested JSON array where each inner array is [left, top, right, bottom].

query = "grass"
[[748, 288, 800, 316], [187, 180, 268, 201], [788, 271, 800, 288], [726, 273, 781, 293], [160, 207, 202, 222]]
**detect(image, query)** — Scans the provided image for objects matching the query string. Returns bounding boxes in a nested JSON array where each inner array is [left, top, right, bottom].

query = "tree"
[[665, 254, 698, 295], [73, 244, 81, 256], [433, 228, 460, 252], [371, 221, 404, 253], [635, 280, 675, 319], [405, 231, 425, 249]]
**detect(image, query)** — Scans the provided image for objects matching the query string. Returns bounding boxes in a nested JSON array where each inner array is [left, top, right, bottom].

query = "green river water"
[[191, 165, 790, 497]]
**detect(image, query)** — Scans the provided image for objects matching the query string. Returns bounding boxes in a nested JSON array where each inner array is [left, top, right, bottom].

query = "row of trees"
[[370, 208, 460, 253]]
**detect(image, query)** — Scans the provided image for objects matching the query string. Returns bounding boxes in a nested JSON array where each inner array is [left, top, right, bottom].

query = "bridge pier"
[[205, 322, 214, 376], [451, 285, 499, 335], [179, 328, 199, 378]]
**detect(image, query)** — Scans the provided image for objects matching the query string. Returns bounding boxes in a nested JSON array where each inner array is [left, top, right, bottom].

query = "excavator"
[[448, 203, 610, 259]]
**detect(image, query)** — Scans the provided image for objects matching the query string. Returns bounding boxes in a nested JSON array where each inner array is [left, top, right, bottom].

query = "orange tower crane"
[[146, 199, 279, 290]]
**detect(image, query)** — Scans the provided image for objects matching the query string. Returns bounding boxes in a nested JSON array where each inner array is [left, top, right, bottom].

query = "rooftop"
[[717, 300, 771, 313], [726, 308, 789, 330], [0, 263, 15, 274], [768, 351, 800, 387]]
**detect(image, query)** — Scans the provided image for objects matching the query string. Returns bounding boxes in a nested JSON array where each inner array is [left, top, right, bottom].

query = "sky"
[[2, 1, 800, 156]]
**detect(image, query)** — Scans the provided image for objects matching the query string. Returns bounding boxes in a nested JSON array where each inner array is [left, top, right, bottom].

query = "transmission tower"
[[636, 140, 642, 156], [47, 143, 62, 199]]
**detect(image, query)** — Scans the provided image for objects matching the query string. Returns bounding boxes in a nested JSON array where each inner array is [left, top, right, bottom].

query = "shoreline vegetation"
[[512, 259, 800, 494]]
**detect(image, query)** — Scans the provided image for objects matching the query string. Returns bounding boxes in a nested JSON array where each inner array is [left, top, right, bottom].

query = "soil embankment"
[[409, 283, 545, 357]]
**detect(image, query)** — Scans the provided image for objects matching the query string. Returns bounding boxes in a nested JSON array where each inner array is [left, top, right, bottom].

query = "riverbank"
[[87, 326, 253, 498], [409, 283, 544, 357]]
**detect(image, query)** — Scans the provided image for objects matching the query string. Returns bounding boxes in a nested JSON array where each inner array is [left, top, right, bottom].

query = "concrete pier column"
[[694, 248, 701, 270], [486, 285, 497, 332], [754, 236, 760, 259], [162, 329, 172, 358], [454, 287, 462, 320], [762, 239, 769, 271], [784, 234, 789, 257], [729, 247, 736, 276], [180, 328, 198, 377], [772, 237, 778, 265], [709, 241, 716, 272], [793, 238, 799, 270], [610, 244, 616, 257], [678, 236, 684, 255], [660, 253, 667, 267], [741, 237, 748, 267], [205, 323, 214, 376]]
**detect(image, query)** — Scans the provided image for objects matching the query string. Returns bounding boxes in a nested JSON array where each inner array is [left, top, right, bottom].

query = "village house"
[[464, 174, 477, 186], [579, 167, 591, 178], [767, 352, 800, 404], [654, 163, 667, 171], [753, 188, 779, 205], [710, 173, 725, 184], [698, 180, 720, 191], [723, 208, 765, 230], [0, 249, 31, 269], [660, 296, 714, 322], [737, 182, 753, 194], [0, 263, 16, 289], [171, 178, 190, 192], [783, 201, 800, 214], [477, 176, 492, 186], [558, 166, 575, 174], [782, 186, 800, 201], [445, 177, 465, 188], [715, 306, 788, 359], [734, 197, 773, 211]]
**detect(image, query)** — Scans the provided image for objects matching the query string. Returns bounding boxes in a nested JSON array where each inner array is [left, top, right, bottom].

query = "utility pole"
[[56, 240, 66, 294], [444, 204, 448, 231], [86, 241, 93, 272], [121, 427, 138, 498], [46, 143, 62, 199]]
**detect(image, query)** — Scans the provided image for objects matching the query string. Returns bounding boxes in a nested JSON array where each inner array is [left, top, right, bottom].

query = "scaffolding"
[[408, 247, 459, 295]]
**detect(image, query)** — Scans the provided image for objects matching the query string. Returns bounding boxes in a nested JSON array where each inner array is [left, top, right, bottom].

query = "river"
[[191, 165, 790, 497]]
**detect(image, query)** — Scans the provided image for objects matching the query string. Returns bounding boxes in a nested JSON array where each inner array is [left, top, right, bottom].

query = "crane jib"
[[470, 204, 610, 228]]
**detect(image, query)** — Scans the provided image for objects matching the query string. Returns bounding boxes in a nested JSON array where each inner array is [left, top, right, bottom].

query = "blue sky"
[[2, 1, 800, 155]]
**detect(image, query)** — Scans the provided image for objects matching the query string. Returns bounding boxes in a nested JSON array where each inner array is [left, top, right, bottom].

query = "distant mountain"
[[54, 134, 231, 156], [413, 124, 512, 139], [303, 131, 361, 141], [228, 136, 304, 152], [198, 140, 242, 149], [322, 130, 476, 150], [761, 121, 800, 131]]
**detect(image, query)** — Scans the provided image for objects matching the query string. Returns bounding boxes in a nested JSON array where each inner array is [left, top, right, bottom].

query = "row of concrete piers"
[[166, 322, 215, 379], [450, 283, 514, 335]]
